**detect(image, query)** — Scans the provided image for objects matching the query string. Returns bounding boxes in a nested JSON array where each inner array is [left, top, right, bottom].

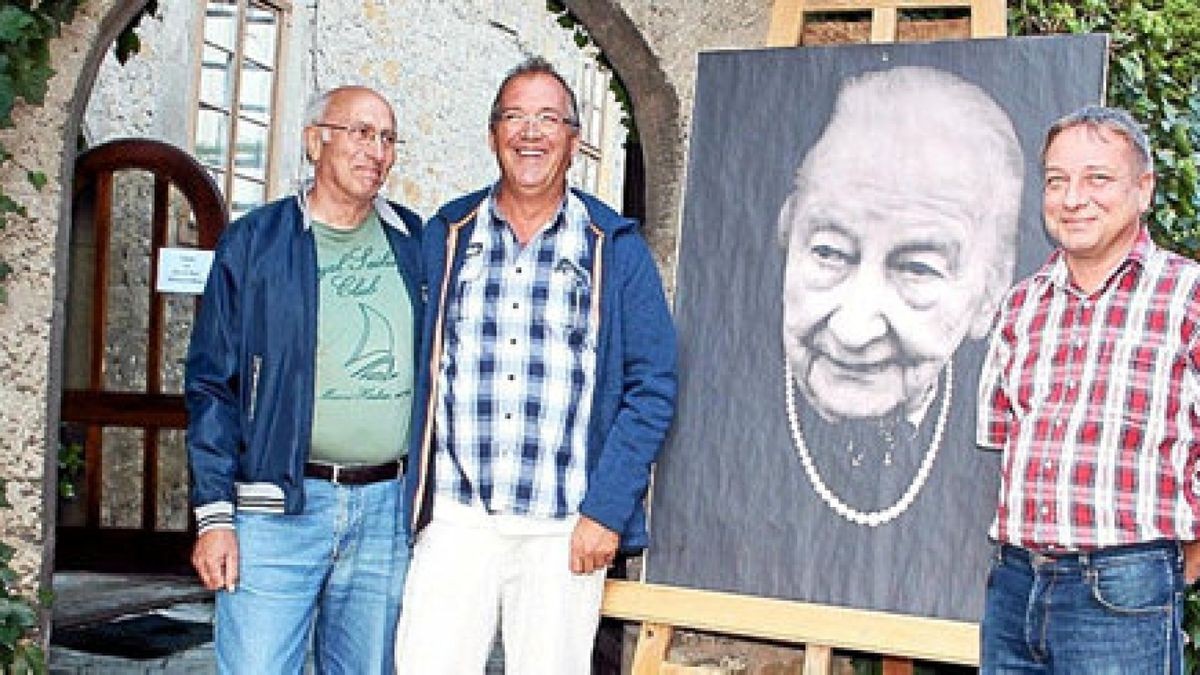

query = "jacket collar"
[[293, 178, 410, 235], [436, 185, 638, 236]]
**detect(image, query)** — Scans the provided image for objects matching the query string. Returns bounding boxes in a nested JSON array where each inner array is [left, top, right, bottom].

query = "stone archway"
[[0, 0, 695, 604], [0, 0, 151, 607], [562, 0, 686, 269]]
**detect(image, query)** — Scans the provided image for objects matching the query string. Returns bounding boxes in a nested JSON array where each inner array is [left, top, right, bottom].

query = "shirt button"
[[510, 338, 517, 346], [504, 413, 512, 420], [1043, 460, 1052, 469], [507, 374, 515, 381], [1066, 380, 1075, 390], [1039, 505, 1050, 516], [516, 267, 523, 274], [512, 302, 519, 309]]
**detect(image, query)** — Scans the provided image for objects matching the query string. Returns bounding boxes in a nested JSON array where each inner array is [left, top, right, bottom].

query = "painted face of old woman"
[[780, 67, 1022, 423]]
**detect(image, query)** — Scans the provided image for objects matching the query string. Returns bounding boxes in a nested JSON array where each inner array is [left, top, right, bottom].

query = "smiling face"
[[488, 72, 580, 201], [782, 173, 992, 421], [1042, 123, 1154, 274], [304, 88, 396, 209], [780, 69, 1022, 423]]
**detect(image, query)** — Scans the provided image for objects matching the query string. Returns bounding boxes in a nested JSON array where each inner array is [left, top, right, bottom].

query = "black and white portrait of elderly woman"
[[778, 66, 1022, 528], [646, 37, 1107, 622]]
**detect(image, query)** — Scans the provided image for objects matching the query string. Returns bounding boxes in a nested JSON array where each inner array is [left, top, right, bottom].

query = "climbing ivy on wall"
[[545, 0, 639, 143], [1009, 0, 1200, 258], [0, 1, 84, 667], [0, 2, 157, 671]]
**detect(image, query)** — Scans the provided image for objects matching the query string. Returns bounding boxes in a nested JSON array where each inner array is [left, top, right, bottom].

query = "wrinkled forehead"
[[326, 89, 396, 128]]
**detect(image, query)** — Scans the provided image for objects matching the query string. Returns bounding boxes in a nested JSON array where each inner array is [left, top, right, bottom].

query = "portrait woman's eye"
[[800, 226, 857, 288], [890, 248, 952, 308]]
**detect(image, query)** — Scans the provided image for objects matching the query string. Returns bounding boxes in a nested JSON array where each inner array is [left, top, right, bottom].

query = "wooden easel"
[[602, 1, 1006, 673]]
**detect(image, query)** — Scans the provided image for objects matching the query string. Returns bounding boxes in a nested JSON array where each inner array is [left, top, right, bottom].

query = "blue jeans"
[[215, 478, 408, 675], [981, 541, 1185, 674]]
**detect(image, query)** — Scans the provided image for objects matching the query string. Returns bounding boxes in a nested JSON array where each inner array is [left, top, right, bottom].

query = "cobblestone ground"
[[50, 601, 506, 674]]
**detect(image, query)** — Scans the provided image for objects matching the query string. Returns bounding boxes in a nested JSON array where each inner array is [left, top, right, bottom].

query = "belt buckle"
[[330, 464, 342, 485]]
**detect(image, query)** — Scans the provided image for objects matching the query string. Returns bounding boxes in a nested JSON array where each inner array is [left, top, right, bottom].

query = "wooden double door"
[[57, 139, 226, 574]]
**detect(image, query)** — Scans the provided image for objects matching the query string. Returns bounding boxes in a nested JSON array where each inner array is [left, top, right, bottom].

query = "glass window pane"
[[204, 0, 239, 53], [195, 108, 230, 170], [238, 60, 273, 126], [243, 4, 279, 68], [231, 176, 266, 219], [234, 119, 269, 180], [199, 44, 235, 110]]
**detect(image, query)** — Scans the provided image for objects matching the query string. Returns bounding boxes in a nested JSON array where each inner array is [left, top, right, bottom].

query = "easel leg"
[[803, 644, 832, 674], [631, 622, 674, 675]]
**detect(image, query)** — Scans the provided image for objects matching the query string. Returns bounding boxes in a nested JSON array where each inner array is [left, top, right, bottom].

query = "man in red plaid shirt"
[[977, 105, 1200, 673]]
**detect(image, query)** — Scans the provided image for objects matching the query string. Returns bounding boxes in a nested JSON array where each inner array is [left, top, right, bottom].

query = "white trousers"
[[394, 499, 607, 674]]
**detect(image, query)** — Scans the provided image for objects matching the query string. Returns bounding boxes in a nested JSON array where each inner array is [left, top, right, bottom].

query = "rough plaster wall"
[[277, 0, 628, 217], [0, 0, 118, 597], [82, 3, 196, 148]]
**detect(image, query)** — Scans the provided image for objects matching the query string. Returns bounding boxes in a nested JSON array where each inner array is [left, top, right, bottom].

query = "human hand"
[[569, 515, 618, 575], [192, 529, 239, 592], [1184, 541, 1200, 585]]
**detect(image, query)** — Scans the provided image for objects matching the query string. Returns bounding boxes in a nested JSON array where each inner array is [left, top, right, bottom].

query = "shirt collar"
[[484, 184, 586, 239], [1035, 225, 1150, 296], [293, 178, 409, 235]]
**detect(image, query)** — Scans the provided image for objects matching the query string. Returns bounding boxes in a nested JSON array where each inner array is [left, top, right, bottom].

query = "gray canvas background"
[[646, 35, 1109, 622]]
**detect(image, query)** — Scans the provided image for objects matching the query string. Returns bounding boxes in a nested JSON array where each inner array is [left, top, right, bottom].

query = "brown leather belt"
[[303, 459, 405, 486]]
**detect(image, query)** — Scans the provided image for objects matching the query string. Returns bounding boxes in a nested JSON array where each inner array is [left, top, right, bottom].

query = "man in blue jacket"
[[395, 57, 677, 673], [185, 85, 422, 674]]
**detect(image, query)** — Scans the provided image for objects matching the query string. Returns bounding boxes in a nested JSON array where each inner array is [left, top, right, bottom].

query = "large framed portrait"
[[646, 35, 1109, 621]]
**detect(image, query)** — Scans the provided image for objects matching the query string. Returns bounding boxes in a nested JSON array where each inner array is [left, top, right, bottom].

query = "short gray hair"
[[780, 66, 1023, 274], [303, 85, 394, 128], [1041, 105, 1153, 174], [488, 56, 580, 130]]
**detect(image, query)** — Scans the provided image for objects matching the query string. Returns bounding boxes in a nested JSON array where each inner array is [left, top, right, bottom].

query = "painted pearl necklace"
[[783, 356, 952, 527]]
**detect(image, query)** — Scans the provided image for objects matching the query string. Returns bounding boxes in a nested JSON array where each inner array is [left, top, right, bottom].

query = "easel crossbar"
[[602, 580, 979, 665], [799, 0, 975, 8]]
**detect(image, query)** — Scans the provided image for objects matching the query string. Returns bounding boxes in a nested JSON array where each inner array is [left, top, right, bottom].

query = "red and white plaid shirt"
[[978, 228, 1200, 551]]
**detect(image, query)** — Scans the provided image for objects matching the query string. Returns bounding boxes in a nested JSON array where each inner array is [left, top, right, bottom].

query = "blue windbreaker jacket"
[[185, 192, 424, 532], [405, 188, 677, 551]]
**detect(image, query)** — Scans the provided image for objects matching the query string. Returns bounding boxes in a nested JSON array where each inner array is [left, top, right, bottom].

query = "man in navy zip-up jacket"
[[186, 86, 423, 674], [395, 58, 676, 673]]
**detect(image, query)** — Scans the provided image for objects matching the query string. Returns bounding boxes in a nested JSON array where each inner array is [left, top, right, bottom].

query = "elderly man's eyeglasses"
[[495, 110, 578, 132], [314, 122, 400, 148]]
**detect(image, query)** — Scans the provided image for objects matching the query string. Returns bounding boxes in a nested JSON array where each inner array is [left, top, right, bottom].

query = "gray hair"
[[488, 56, 580, 130], [1042, 105, 1153, 174], [303, 85, 393, 128], [778, 66, 1024, 331]]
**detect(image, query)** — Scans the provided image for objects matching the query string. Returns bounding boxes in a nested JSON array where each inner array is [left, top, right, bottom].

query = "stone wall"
[[0, 0, 789, 646]]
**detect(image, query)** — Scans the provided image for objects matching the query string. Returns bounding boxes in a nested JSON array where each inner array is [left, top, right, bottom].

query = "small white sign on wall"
[[156, 247, 214, 295]]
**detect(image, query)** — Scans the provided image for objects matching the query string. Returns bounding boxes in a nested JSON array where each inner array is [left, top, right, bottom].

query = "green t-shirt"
[[309, 211, 414, 465]]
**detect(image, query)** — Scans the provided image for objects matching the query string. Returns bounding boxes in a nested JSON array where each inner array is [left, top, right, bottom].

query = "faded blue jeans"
[[981, 540, 1185, 674], [215, 477, 408, 674]]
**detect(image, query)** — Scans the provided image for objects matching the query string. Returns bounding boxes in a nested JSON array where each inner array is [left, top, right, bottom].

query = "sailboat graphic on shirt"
[[345, 303, 398, 381]]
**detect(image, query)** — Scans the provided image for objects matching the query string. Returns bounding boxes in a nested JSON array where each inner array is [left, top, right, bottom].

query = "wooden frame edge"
[[601, 580, 979, 666]]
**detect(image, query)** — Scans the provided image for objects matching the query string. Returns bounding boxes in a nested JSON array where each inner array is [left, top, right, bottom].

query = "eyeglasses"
[[495, 110, 578, 132], [313, 122, 400, 148]]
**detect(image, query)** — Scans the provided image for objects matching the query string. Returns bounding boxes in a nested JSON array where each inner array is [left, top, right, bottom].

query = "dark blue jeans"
[[981, 541, 1185, 674]]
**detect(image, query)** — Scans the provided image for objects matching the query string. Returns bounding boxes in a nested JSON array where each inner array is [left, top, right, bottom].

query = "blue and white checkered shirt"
[[434, 189, 597, 519]]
